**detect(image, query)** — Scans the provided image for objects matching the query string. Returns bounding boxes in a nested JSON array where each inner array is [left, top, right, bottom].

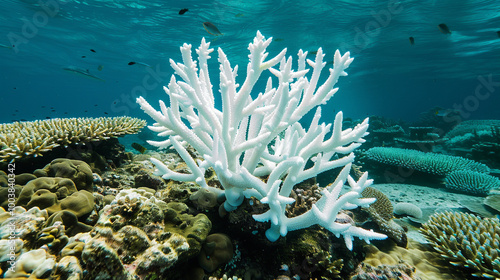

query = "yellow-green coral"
[[420, 211, 500, 278], [0, 116, 146, 162]]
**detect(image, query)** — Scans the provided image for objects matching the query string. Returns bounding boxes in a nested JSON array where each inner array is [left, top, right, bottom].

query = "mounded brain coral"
[[0, 116, 146, 162], [35, 158, 94, 192], [365, 147, 490, 175], [16, 177, 94, 218], [420, 211, 500, 278]]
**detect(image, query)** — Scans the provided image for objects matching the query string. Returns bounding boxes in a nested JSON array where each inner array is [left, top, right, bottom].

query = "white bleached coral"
[[137, 31, 386, 250]]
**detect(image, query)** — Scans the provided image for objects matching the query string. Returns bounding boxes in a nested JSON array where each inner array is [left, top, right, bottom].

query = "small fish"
[[497, 31, 500, 38], [179, 8, 188, 15], [63, 66, 105, 81], [104, 112, 108, 114], [434, 108, 459, 117], [409, 36, 415, 45], [128, 61, 152, 67], [132, 142, 147, 154], [235, 13, 244, 17], [0, 43, 12, 49], [94, 104, 98, 106], [203, 22, 222, 36], [438, 23, 451, 34], [97, 65, 104, 71], [82, 56, 86, 58], [90, 49, 96, 52], [45, 116, 51, 119], [274, 38, 284, 42]]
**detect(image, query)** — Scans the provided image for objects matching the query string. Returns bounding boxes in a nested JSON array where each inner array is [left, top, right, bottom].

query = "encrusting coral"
[[137, 31, 386, 250], [80, 188, 213, 279], [0, 116, 146, 162], [420, 211, 500, 278]]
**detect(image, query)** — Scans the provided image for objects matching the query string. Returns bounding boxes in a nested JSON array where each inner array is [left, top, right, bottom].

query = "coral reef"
[[444, 119, 500, 140], [444, 170, 500, 195], [137, 31, 385, 249], [361, 240, 468, 280], [350, 262, 422, 280], [16, 177, 94, 218], [365, 147, 490, 176], [360, 187, 407, 247], [34, 158, 94, 192], [420, 211, 500, 278], [81, 188, 212, 279], [0, 116, 146, 163]]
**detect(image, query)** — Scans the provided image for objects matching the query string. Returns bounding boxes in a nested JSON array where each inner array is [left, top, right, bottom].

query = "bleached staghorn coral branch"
[[137, 31, 386, 249]]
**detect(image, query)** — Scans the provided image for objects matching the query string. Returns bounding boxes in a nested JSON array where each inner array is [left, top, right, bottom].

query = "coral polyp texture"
[[0, 116, 146, 162], [365, 147, 490, 175], [137, 31, 386, 249], [444, 170, 500, 195], [420, 211, 500, 278]]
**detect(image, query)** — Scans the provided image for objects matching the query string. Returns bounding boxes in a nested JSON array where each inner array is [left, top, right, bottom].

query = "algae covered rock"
[[45, 210, 93, 237], [198, 233, 234, 273], [83, 188, 212, 279]]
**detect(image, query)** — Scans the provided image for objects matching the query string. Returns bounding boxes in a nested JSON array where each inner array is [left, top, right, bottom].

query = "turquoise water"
[[1, 0, 499, 123]]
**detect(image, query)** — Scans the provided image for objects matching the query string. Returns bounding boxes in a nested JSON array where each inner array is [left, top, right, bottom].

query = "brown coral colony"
[[0, 117, 146, 162]]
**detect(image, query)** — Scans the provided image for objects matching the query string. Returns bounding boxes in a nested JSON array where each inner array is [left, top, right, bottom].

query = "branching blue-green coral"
[[365, 147, 490, 175], [445, 170, 500, 195], [420, 211, 500, 278]]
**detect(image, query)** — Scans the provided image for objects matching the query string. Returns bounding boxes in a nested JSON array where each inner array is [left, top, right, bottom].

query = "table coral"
[[444, 170, 500, 195], [365, 147, 490, 175], [0, 116, 146, 162]]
